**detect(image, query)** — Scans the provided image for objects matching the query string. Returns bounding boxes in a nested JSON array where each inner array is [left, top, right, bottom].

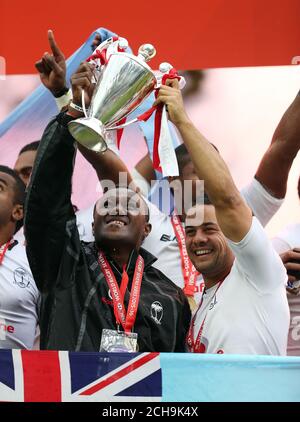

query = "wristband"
[[53, 86, 69, 98], [69, 102, 84, 113], [55, 89, 73, 111]]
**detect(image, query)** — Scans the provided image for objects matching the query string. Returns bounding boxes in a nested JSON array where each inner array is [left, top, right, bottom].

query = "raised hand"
[[154, 78, 190, 127], [69, 62, 96, 114], [35, 30, 67, 96], [280, 248, 300, 295]]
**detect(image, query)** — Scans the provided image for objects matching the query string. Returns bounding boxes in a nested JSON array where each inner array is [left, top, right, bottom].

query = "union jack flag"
[[0, 350, 162, 402]]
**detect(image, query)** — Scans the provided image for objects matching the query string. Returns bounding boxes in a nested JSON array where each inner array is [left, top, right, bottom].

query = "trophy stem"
[[68, 117, 108, 153]]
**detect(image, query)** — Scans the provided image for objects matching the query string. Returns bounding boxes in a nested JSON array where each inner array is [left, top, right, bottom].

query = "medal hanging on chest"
[[98, 252, 144, 353], [100, 329, 138, 353]]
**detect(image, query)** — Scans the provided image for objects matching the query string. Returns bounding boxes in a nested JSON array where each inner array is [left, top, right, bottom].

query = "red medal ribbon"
[[98, 252, 144, 333], [171, 211, 199, 297], [187, 280, 224, 353], [0, 240, 13, 266], [119, 264, 129, 301]]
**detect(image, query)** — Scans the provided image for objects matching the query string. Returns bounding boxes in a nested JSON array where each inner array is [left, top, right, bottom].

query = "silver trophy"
[[68, 39, 160, 152]]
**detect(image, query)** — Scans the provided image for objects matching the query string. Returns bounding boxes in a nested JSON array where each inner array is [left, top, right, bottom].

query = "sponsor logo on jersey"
[[0, 318, 15, 340], [160, 234, 177, 242]]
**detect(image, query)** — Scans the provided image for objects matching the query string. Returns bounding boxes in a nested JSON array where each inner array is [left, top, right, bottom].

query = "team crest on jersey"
[[13, 267, 32, 288], [150, 301, 163, 325]]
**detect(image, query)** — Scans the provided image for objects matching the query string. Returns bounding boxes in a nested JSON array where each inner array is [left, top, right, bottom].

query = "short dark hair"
[[175, 142, 219, 173], [0, 166, 26, 233], [175, 144, 191, 173], [19, 141, 40, 156], [0, 165, 26, 206]]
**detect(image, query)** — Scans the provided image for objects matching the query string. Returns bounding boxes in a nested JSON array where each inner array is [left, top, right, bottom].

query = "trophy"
[[68, 37, 162, 153]]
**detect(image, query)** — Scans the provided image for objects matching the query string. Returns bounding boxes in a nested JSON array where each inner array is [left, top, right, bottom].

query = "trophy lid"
[[138, 44, 156, 62]]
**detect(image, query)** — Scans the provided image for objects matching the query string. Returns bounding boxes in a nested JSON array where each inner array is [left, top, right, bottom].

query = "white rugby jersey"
[[0, 238, 40, 349], [191, 218, 289, 355]]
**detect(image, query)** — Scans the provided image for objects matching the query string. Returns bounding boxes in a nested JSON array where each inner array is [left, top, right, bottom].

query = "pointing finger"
[[48, 29, 64, 59]]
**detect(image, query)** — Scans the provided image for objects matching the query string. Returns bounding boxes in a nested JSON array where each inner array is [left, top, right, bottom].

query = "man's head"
[[185, 196, 234, 278], [0, 166, 26, 232], [14, 141, 40, 186], [169, 143, 219, 218], [174, 143, 199, 182], [93, 187, 151, 252]]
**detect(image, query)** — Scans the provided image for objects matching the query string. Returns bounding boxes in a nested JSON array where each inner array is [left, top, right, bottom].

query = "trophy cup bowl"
[[68, 47, 157, 153]]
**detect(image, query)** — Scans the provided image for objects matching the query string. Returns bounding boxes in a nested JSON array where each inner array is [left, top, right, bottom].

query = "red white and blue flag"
[[1, 349, 300, 401], [0, 349, 162, 402]]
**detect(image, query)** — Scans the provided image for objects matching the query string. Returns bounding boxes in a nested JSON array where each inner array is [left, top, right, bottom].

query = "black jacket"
[[24, 112, 191, 352]]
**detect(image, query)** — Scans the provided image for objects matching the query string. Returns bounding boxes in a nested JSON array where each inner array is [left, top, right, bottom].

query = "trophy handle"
[[81, 90, 89, 118], [105, 118, 139, 131]]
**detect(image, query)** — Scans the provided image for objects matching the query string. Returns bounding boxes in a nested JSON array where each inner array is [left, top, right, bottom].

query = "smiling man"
[[24, 111, 191, 352], [155, 80, 290, 355], [0, 165, 39, 349], [184, 197, 289, 355]]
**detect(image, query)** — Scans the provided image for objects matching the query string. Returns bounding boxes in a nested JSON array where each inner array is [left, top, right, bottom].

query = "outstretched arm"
[[25, 113, 78, 292], [155, 80, 252, 242], [255, 92, 300, 198]]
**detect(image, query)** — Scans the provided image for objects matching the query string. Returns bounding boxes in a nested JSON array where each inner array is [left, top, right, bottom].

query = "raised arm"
[[155, 80, 252, 242], [25, 113, 78, 292], [36, 30, 134, 188], [255, 92, 300, 198]]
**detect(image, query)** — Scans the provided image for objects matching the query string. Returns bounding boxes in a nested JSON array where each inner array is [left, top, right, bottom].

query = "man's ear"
[[11, 204, 23, 223], [142, 223, 152, 241]]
